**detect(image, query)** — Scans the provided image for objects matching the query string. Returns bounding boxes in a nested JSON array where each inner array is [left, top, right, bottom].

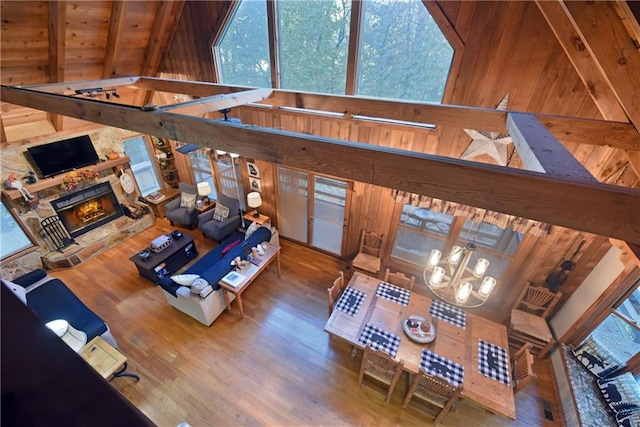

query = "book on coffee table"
[[221, 271, 246, 288]]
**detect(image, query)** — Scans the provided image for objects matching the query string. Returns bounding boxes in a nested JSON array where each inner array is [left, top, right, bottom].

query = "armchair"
[[198, 193, 242, 242], [165, 183, 199, 229]]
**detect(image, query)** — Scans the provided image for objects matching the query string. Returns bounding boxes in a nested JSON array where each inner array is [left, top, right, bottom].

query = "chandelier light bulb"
[[449, 245, 463, 265], [429, 266, 445, 288], [456, 281, 473, 304], [479, 277, 497, 299], [427, 249, 441, 268], [473, 258, 490, 277]]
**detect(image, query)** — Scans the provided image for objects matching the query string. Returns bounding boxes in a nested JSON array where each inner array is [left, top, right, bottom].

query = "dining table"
[[324, 271, 516, 421]]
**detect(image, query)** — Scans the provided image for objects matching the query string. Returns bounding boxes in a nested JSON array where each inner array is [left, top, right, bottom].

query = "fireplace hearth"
[[51, 182, 124, 238]]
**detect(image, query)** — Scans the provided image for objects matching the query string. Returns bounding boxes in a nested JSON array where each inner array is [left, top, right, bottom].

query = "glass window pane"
[[357, 0, 454, 103], [123, 136, 162, 197], [216, 156, 245, 210], [617, 287, 640, 326], [0, 201, 34, 259], [591, 313, 640, 363], [392, 205, 453, 264], [190, 149, 217, 200], [217, 0, 271, 87], [278, 0, 350, 94], [460, 219, 523, 255]]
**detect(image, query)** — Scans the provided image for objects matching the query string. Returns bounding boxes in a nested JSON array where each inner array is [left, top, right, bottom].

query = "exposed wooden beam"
[[133, 77, 640, 150], [103, 0, 128, 79], [135, 0, 186, 105], [48, 0, 66, 131], [561, 1, 640, 135], [535, 0, 629, 122], [160, 89, 273, 116], [2, 85, 638, 242], [507, 112, 596, 181], [345, 0, 362, 95], [21, 77, 141, 94], [423, 0, 465, 51], [266, 0, 281, 89]]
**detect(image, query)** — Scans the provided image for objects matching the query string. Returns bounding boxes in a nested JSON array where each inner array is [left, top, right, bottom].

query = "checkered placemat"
[[478, 340, 511, 386], [358, 323, 401, 358], [335, 287, 366, 316], [420, 349, 465, 387], [429, 299, 466, 329], [376, 281, 410, 306]]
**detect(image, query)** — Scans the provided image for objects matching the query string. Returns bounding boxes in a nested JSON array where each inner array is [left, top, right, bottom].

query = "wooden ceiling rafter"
[[47, 0, 66, 131], [135, 0, 186, 106], [2, 82, 639, 242], [103, 0, 128, 79], [158, 89, 274, 116]]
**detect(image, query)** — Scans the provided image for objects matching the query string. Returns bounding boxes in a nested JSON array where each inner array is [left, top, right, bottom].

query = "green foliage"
[[216, 0, 453, 103]]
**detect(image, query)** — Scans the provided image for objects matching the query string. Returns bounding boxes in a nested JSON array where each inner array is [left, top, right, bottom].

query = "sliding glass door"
[[276, 167, 349, 256]]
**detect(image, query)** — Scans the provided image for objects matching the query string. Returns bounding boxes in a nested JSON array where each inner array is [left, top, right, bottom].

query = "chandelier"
[[423, 242, 497, 308]]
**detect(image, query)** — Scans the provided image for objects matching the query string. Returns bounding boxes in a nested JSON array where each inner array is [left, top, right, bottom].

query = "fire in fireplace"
[[51, 182, 124, 238]]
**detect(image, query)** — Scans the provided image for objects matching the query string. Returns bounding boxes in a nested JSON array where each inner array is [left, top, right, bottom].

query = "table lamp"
[[197, 181, 212, 205], [247, 191, 262, 218]]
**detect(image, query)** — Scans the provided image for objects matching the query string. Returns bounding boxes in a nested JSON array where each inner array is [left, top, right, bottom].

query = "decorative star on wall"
[[461, 93, 512, 166]]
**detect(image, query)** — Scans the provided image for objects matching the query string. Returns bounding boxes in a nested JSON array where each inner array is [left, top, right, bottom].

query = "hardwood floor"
[[54, 220, 564, 426]]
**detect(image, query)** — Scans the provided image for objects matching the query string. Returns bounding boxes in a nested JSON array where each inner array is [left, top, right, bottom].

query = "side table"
[[243, 213, 270, 227], [80, 337, 140, 382], [195, 202, 216, 215], [145, 188, 181, 218]]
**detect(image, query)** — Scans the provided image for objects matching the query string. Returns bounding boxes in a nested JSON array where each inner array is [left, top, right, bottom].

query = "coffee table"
[[218, 242, 280, 318], [129, 232, 198, 283]]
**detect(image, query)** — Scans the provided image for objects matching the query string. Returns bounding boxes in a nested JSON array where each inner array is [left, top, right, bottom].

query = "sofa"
[[1, 269, 117, 349], [158, 225, 273, 325], [198, 193, 242, 242], [558, 338, 640, 427], [165, 182, 199, 229]]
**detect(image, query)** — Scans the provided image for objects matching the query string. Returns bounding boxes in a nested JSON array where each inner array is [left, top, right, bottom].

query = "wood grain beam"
[[2, 85, 638, 242], [345, 0, 362, 95], [160, 89, 273, 116], [22, 77, 141, 94], [48, 0, 66, 131], [562, 1, 640, 135], [507, 112, 596, 181], [135, 0, 186, 105], [266, 0, 281, 89], [535, 0, 629, 122], [134, 76, 640, 150], [103, 0, 128, 79]]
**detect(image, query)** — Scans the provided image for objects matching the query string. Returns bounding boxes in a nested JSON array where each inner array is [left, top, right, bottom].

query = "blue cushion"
[[26, 278, 107, 341], [598, 373, 640, 415]]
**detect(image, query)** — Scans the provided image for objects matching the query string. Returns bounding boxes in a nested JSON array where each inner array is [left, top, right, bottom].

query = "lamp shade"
[[197, 182, 212, 197], [247, 192, 262, 209]]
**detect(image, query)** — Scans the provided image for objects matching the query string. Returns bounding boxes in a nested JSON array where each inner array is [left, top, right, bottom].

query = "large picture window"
[[0, 200, 36, 260], [123, 136, 162, 197]]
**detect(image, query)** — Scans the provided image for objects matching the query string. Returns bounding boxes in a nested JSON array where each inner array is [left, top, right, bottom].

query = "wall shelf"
[[2, 157, 130, 200]]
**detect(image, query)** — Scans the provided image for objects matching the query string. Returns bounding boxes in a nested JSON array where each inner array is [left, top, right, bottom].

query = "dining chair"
[[327, 271, 345, 315], [403, 369, 463, 424], [383, 268, 415, 291], [351, 230, 384, 277], [508, 282, 562, 358], [512, 342, 536, 393], [358, 344, 404, 402]]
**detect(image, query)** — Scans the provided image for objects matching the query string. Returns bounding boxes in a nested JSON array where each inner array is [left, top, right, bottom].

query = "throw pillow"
[[191, 277, 209, 295], [597, 373, 640, 414], [170, 274, 200, 287], [572, 335, 626, 378], [180, 192, 197, 209], [245, 222, 259, 239], [1, 279, 27, 304], [213, 203, 230, 222], [617, 410, 640, 427]]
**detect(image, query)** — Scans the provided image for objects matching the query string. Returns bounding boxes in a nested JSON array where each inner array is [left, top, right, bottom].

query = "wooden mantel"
[[2, 157, 130, 200]]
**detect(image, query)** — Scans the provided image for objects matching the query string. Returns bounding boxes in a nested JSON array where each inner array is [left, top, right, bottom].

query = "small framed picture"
[[247, 161, 260, 178], [249, 177, 262, 192]]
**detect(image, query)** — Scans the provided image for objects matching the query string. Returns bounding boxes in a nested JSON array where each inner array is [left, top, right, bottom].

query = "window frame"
[[0, 196, 39, 264]]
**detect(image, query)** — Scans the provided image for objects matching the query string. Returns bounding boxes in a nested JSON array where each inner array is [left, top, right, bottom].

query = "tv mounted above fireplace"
[[26, 135, 100, 179]]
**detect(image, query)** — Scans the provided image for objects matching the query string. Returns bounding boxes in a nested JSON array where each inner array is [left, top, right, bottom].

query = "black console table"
[[129, 233, 198, 283]]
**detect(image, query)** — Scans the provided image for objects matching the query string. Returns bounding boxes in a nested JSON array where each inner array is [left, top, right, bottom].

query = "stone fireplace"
[[51, 182, 124, 238]]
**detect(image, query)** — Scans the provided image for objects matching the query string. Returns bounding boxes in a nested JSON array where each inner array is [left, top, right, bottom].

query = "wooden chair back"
[[383, 268, 415, 291], [358, 344, 404, 402], [327, 271, 345, 315], [514, 282, 562, 319], [359, 230, 384, 257], [403, 369, 463, 424], [512, 343, 536, 394]]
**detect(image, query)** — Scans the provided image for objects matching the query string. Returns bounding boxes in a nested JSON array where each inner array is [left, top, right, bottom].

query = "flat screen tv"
[[26, 135, 100, 178]]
